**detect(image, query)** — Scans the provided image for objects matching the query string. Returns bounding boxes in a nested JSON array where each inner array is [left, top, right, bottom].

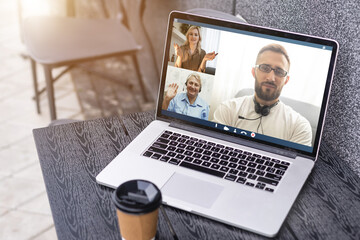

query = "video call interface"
[[161, 18, 334, 153]]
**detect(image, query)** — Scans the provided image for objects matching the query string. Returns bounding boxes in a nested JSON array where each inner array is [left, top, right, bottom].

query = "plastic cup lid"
[[112, 179, 162, 214]]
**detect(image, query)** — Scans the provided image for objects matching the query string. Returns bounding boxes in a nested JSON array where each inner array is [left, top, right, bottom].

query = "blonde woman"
[[174, 26, 218, 72]]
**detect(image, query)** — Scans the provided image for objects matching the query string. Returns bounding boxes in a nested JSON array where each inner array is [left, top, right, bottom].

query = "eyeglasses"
[[255, 64, 288, 77]]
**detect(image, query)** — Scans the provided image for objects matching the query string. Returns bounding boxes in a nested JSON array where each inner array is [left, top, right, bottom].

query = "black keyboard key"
[[234, 149, 243, 153], [207, 141, 215, 146], [202, 161, 211, 167], [245, 182, 255, 187], [177, 138, 186, 143], [220, 166, 229, 172], [180, 162, 225, 178], [151, 153, 162, 160], [201, 155, 211, 161], [220, 155, 230, 160], [274, 163, 288, 170], [257, 165, 266, 170], [228, 163, 237, 168], [175, 148, 185, 154], [167, 146, 176, 151], [229, 157, 238, 163], [225, 146, 234, 151], [216, 144, 225, 148], [169, 136, 178, 141], [210, 158, 220, 163], [225, 174, 237, 181], [190, 137, 198, 141], [195, 148, 204, 153], [193, 153, 202, 158], [229, 169, 239, 175], [160, 156, 170, 162], [228, 151, 237, 157], [193, 159, 202, 165], [265, 173, 282, 181], [219, 149, 229, 154], [253, 153, 261, 158], [255, 183, 266, 190], [236, 177, 246, 184], [193, 142, 203, 147], [178, 143, 186, 148], [212, 152, 221, 158], [257, 176, 279, 186], [203, 145, 212, 150], [239, 154, 247, 159], [186, 146, 195, 151], [255, 170, 266, 176], [169, 158, 181, 165], [276, 169, 286, 176], [203, 150, 212, 155], [211, 164, 220, 170], [156, 138, 170, 144], [198, 139, 207, 144], [175, 154, 185, 160], [237, 165, 246, 171], [265, 187, 274, 192], [272, 158, 281, 163], [239, 160, 247, 165], [238, 171, 248, 178], [281, 161, 290, 166], [184, 151, 193, 156], [262, 156, 271, 160], [211, 147, 221, 152], [164, 130, 173, 134], [167, 152, 176, 157], [173, 133, 181, 136], [160, 133, 170, 139], [246, 156, 256, 162], [219, 160, 228, 166], [255, 158, 265, 164], [248, 174, 257, 180], [266, 167, 276, 173], [248, 162, 257, 168], [246, 168, 256, 174], [169, 141, 178, 146], [144, 150, 153, 156], [148, 146, 167, 155], [182, 135, 190, 139], [243, 151, 252, 155], [184, 156, 193, 162], [265, 161, 274, 167]]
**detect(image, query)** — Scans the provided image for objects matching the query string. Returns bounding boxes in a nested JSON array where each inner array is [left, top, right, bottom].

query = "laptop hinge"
[[169, 122, 298, 159]]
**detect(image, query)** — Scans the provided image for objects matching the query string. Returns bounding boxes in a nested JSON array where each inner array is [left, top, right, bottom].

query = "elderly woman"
[[174, 26, 218, 72], [162, 73, 209, 120]]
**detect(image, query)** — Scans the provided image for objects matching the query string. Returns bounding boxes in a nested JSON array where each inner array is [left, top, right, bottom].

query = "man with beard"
[[213, 43, 312, 146]]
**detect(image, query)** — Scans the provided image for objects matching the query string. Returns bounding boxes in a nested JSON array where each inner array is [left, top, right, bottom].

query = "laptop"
[[96, 11, 338, 237]]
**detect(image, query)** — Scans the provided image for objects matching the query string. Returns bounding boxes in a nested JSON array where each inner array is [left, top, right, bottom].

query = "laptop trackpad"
[[162, 173, 224, 209]]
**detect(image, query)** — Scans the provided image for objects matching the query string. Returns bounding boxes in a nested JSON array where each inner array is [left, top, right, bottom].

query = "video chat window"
[[162, 19, 333, 151]]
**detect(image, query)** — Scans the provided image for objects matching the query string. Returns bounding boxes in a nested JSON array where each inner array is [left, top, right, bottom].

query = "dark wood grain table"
[[33, 111, 360, 240]]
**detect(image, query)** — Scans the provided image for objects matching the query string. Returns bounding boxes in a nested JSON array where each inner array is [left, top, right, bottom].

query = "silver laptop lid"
[[156, 11, 338, 159]]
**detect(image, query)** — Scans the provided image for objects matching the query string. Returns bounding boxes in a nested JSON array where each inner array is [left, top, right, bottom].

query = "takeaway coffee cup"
[[112, 179, 162, 240]]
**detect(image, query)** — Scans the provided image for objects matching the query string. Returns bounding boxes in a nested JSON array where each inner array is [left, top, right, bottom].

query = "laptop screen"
[[157, 11, 338, 157]]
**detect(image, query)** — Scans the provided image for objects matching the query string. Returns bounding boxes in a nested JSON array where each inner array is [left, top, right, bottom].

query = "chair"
[[22, 1, 148, 120], [235, 88, 320, 145]]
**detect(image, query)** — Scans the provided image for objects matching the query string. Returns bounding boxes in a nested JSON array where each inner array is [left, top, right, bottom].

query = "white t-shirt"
[[213, 95, 312, 146]]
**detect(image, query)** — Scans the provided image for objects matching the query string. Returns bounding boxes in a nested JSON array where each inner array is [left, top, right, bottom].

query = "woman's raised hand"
[[165, 83, 179, 101], [204, 51, 218, 61], [173, 43, 181, 57]]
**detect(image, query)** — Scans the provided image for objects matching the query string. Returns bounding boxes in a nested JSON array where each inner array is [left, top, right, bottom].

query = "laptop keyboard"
[[142, 130, 290, 193]]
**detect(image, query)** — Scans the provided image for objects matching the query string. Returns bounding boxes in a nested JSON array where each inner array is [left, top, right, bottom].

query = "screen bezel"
[[156, 11, 339, 158]]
